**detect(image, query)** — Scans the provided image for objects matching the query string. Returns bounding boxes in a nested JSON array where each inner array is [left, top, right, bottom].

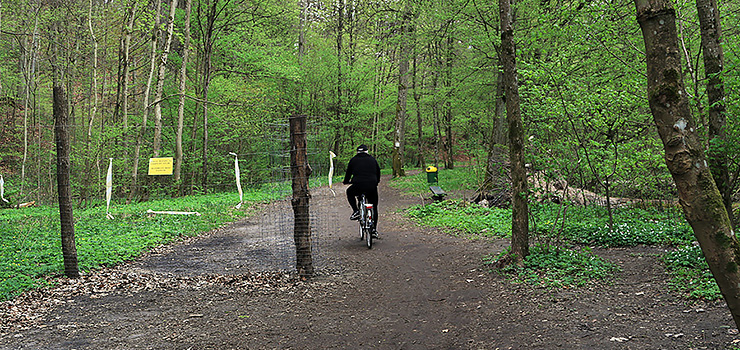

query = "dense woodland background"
[[0, 0, 738, 209]]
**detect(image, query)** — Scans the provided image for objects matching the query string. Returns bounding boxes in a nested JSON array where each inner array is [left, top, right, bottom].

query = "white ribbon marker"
[[328, 151, 337, 197], [106, 158, 114, 219], [0, 175, 8, 203], [230, 152, 243, 209]]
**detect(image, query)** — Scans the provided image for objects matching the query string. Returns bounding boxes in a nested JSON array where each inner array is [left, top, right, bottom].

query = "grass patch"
[[0, 188, 281, 302], [405, 200, 511, 237], [487, 244, 620, 288]]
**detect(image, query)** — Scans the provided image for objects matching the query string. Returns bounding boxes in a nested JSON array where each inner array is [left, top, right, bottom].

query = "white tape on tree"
[[106, 158, 113, 219], [328, 151, 337, 197], [0, 175, 8, 203], [230, 152, 243, 208]]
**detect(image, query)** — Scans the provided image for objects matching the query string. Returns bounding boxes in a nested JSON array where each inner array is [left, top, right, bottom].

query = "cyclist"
[[343, 144, 381, 235]]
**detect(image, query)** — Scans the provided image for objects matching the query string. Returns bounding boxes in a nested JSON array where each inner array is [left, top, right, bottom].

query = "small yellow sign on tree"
[[148, 157, 174, 175]]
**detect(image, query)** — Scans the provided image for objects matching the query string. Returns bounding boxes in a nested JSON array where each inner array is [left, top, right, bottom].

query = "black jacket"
[[343, 153, 381, 185]]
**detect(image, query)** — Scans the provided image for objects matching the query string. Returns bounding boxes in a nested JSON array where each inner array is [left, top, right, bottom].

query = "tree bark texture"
[[290, 115, 314, 278], [500, 0, 529, 264], [696, 0, 731, 227], [634, 0, 740, 329]]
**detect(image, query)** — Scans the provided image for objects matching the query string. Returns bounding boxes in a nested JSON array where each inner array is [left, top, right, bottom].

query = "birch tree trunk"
[[174, 0, 192, 183], [152, 0, 178, 158], [634, 0, 740, 329], [696, 0, 731, 227], [500, 0, 528, 264]]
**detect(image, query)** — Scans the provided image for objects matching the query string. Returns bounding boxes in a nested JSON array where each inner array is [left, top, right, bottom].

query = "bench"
[[429, 185, 446, 201]]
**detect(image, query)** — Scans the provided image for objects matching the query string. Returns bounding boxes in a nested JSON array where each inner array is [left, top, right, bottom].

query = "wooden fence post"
[[290, 115, 313, 277]]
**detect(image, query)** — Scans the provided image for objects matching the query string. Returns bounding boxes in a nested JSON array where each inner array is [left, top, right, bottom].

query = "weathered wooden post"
[[289, 115, 313, 277]]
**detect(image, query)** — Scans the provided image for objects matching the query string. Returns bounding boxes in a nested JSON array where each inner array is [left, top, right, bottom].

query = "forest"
[[0, 0, 737, 207], [2, 0, 740, 342]]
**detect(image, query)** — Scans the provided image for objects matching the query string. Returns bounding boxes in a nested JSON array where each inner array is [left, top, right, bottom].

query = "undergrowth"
[[662, 245, 721, 300], [395, 166, 716, 299], [487, 245, 620, 288]]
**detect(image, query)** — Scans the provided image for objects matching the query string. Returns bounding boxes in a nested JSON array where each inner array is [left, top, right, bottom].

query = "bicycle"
[[357, 194, 375, 249]]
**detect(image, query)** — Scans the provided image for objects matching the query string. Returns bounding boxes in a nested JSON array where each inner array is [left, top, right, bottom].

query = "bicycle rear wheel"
[[365, 224, 373, 249]]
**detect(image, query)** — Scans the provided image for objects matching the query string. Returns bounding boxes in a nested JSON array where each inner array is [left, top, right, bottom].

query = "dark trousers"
[[346, 183, 379, 227]]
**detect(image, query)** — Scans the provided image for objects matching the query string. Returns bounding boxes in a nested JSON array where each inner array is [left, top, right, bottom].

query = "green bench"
[[429, 185, 446, 201]]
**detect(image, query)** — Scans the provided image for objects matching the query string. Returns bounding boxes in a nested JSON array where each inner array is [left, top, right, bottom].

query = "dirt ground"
[[2, 176, 740, 349]]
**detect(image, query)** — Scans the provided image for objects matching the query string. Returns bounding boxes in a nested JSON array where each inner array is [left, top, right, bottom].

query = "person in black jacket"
[[343, 144, 381, 234]]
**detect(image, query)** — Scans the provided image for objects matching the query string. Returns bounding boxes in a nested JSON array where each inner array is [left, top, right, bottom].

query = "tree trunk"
[[87, 0, 98, 139], [122, 3, 136, 162], [634, 0, 740, 329], [174, 0, 192, 183], [500, 0, 528, 264], [51, 20, 79, 279], [152, 0, 178, 158], [393, 3, 411, 177], [443, 36, 454, 170], [200, 0, 218, 192], [129, 0, 162, 202], [290, 115, 313, 278], [696, 0, 731, 227]]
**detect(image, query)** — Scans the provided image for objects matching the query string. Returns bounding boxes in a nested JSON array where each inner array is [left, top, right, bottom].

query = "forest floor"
[[1, 176, 740, 349]]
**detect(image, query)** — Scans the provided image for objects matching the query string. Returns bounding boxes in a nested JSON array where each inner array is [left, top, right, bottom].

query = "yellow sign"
[[148, 157, 173, 175]]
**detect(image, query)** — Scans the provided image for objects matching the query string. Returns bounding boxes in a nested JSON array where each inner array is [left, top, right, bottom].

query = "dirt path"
[[2, 177, 739, 349]]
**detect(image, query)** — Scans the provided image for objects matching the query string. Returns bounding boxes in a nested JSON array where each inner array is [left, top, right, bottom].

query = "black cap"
[[357, 144, 368, 152]]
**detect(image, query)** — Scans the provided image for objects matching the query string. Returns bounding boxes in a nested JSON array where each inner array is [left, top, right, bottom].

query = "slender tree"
[[634, 0, 740, 329], [500, 0, 528, 264], [174, 0, 192, 183]]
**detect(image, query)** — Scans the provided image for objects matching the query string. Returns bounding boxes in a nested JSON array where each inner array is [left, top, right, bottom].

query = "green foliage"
[[0, 188, 279, 302], [662, 245, 722, 300], [406, 200, 511, 237], [531, 203, 694, 247], [489, 244, 620, 288]]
